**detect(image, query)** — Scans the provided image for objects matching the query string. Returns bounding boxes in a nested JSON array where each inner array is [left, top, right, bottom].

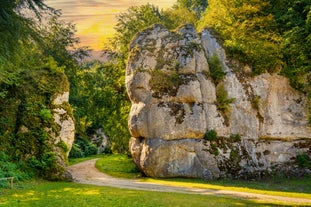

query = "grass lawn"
[[95, 154, 141, 179], [95, 154, 311, 201], [0, 180, 288, 207], [1, 154, 310, 207]]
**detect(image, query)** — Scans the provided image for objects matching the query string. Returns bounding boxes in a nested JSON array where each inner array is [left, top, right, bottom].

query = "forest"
[[0, 0, 310, 180]]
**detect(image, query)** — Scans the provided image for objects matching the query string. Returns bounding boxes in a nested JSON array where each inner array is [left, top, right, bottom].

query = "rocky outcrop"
[[126, 24, 311, 179], [51, 92, 75, 179]]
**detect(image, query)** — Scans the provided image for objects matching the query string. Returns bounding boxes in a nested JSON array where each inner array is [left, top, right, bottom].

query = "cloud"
[[45, 0, 176, 50]]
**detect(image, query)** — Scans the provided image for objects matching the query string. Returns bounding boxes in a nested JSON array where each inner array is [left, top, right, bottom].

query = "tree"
[[272, 0, 311, 91], [111, 4, 163, 57], [0, 0, 58, 98], [110, 3, 202, 59], [199, 0, 282, 74], [174, 0, 208, 18], [71, 60, 130, 153]]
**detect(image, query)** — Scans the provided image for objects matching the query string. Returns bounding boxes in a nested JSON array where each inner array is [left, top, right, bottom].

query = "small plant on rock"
[[229, 134, 241, 141], [296, 153, 311, 168], [204, 129, 218, 141], [208, 54, 225, 85]]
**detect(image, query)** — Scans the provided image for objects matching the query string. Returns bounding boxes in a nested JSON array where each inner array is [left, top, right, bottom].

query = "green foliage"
[[229, 134, 241, 141], [110, 3, 202, 58], [70, 60, 130, 153], [204, 130, 218, 141], [111, 4, 163, 57], [174, 0, 208, 18], [274, 1, 311, 118], [208, 54, 225, 85], [162, 7, 198, 30], [69, 144, 85, 159], [0, 0, 87, 181], [199, 0, 282, 74], [215, 83, 235, 125], [40, 108, 53, 123], [296, 153, 311, 168], [69, 139, 97, 159], [216, 83, 235, 113], [0, 152, 31, 186]]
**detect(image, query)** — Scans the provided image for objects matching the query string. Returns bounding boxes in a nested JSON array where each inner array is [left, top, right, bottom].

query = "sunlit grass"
[[95, 154, 311, 203], [95, 154, 141, 179], [140, 177, 311, 200], [0, 180, 281, 207]]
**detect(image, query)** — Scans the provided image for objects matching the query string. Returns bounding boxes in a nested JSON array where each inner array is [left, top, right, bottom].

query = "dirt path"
[[67, 159, 311, 205]]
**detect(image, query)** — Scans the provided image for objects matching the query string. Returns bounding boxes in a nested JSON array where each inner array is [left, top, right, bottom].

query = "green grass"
[[95, 154, 311, 202], [0, 180, 289, 207], [141, 177, 311, 200], [95, 154, 141, 179]]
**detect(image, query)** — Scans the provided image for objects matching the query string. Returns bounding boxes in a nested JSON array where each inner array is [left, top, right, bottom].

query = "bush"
[[204, 130, 218, 141], [296, 153, 311, 168], [0, 152, 31, 187], [69, 144, 85, 158], [208, 54, 225, 85], [229, 134, 241, 141], [69, 138, 97, 158]]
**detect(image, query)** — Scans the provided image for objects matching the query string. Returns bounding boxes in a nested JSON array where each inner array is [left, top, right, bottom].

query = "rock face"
[[51, 92, 75, 179], [126, 24, 311, 179]]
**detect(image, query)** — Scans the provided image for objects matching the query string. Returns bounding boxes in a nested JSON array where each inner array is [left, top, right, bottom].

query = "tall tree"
[[111, 4, 163, 58], [0, 0, 57, 98]]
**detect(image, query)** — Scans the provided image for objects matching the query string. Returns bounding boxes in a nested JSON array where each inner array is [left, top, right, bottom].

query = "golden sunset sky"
[[45, 0, 176, 50]]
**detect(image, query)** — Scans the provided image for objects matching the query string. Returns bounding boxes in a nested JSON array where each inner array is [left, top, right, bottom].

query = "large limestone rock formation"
[[126, 24, 311, 179]]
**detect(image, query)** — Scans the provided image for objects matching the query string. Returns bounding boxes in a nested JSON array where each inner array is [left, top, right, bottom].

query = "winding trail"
[[67, 159, 311, 205]]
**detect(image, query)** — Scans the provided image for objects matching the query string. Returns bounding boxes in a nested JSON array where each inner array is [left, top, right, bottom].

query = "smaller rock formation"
[[90, 128, 111, 154], [51, 92, 75, 179], [126, 24, 311, 179]]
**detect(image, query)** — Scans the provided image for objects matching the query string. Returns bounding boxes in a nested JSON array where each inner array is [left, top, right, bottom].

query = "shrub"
[[0, 152, 31, 187], [208, 54, 225, 85], [296, 153, 311, 168], [69, 144, 85, 158], [40, 108, 53, 122], [229, 134, 241, 141], [204, 129, 218, 141], [69, 138, 97, 158], [216, 83, 235, 112]]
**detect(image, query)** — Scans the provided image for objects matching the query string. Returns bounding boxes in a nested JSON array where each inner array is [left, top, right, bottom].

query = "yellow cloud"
[[45, 0, 176, 50]]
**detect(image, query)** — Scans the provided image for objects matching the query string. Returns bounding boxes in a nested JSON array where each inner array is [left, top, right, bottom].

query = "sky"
[[45, 0, 176, 50]]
